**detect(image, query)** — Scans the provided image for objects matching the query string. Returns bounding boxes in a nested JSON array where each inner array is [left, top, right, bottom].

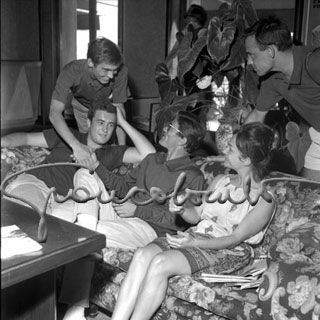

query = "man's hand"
[[71, 145, 100, 172], [112, 200, 137, 218], [72, 142, 92, 161]]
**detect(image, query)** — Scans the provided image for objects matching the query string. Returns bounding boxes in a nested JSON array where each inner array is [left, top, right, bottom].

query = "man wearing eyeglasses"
[[49, 37, 129, 164], [59, 111, 206, 320]]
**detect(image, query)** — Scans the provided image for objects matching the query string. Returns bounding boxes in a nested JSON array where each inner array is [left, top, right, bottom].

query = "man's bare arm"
[[115, 107, 156, 164], [49, 99, 91, 161], [113, 103, 126, 145]]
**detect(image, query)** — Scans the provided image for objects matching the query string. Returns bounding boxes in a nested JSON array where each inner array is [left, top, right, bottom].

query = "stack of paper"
[[200, 259, 267, 290], [1, 225, 43, 259]]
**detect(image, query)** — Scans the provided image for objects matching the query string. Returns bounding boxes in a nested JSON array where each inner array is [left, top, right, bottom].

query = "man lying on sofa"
[[1, 98, 155, 222], [60, 110, 206, 320]]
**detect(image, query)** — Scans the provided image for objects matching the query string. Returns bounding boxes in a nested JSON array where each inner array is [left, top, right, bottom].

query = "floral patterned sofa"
[[89, 159, 320, 320], [1, 147, 320, 320]]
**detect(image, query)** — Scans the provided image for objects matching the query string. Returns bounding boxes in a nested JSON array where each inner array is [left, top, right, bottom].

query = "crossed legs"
[[111, 243, 192, 320]]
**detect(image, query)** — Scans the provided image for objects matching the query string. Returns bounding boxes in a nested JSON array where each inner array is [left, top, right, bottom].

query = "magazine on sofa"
[[1, 224, 43, 259], [200, 258, 267, 289]]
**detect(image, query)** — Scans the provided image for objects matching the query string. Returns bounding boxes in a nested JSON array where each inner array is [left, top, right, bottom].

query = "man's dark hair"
[[184, 4, 207, 27], [175, 111, 205, 153], [88, 98, 116, 121], [245, 16, 292, 51], [87, 37, 123, 66]]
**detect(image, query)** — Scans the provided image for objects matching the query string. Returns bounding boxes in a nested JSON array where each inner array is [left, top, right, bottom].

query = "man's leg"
[[302, 127, 320, 182], [59, 219, 157, 319], [4, 173, 52, 212], [97, 218, 157, 249], [72, 168, 118, 231], [59, 168, 119, 320]]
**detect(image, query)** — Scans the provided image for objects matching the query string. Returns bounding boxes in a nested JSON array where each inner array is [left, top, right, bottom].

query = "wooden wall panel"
[[1, 0, 40, 61], [122, 0, 167, 98]]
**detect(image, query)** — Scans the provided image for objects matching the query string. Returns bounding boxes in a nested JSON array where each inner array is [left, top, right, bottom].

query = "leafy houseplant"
[[155, 0, 259, 147]]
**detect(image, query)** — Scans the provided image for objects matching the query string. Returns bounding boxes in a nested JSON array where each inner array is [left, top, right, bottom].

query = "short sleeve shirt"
[[32, 128, 128, 196], [51, 60, 128, 109], [256, 46, 320, 132]]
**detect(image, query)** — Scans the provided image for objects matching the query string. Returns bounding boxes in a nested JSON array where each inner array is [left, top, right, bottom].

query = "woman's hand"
[[168, 198, 184, 214], [166, 231, 197, 248]]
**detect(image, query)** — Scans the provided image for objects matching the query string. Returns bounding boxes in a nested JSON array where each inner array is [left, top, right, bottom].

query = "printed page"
[[1, 225, 42, 259]]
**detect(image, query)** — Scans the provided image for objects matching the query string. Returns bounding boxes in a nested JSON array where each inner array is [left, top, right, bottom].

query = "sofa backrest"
[[258, 175, 320, 255], [195, 157, 320, 257]]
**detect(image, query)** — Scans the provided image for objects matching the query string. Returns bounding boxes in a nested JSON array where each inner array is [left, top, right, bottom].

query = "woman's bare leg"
[[111, 244, 162, 320], [130, 250, 191, 320]]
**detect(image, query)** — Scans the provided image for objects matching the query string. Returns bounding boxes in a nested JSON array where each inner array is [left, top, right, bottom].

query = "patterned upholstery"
[[90, 168, 320, 320], [1, 146, 320, 320]]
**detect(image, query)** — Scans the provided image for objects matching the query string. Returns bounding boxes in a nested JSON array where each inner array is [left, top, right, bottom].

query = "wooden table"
[[1, 198, 106, 320]]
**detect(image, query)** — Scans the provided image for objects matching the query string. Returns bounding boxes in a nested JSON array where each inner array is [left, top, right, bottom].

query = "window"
[[76, 0, 118, 59]]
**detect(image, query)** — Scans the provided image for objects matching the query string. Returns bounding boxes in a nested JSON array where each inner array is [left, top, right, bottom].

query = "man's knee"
[[74, 168, 91, 185]]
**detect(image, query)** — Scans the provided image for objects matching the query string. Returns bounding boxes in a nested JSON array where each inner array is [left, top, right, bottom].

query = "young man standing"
[[244, 16, 320, 181], [2, 99, 155, 219], [49, 37, 128, 165]]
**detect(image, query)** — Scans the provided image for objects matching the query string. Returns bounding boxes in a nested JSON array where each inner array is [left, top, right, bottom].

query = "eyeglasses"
[[168, 123, 185, 138]]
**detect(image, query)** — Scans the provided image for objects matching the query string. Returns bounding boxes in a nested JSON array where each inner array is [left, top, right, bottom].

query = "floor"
[[57, 303, 111, 320]]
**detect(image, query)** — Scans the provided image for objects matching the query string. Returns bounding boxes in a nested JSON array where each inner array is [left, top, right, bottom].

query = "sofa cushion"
[[258, 260, 320, 319], [252, 177, 320, 259], [1, 146, 134, 183], [1, 146, 50, 182], [256, 217, 320, 319], [91, 242, 253, 316], [269, 216, 320, 264]]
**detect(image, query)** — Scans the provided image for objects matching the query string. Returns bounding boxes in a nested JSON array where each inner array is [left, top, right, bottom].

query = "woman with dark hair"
[[111, 122, 276, 320]]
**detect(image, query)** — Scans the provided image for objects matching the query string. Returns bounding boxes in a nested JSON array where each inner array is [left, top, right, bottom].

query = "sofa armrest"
[[257, 259, 319, 319], [268, 216, 320, 264], [1, 146, 50, 182], [257, 217, 320, 319]]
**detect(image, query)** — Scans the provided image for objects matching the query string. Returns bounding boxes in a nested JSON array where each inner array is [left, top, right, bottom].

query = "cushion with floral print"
[[252, 177, 320, 259], [1, 146, 134, 184], [257, 217, 320, 319], [1, 146, 50, 183], [268, 216, 320, 264], [257, 260, 320, 319]]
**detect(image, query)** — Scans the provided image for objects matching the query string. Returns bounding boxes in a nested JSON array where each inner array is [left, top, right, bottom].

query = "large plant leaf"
[[207, 17, 237, 65], [231, 0, 258, 27], [177, 26, 208, 85], [155, 93, 200, 138], [155, 63, 179, 107], [219, 36, 246, 71]]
